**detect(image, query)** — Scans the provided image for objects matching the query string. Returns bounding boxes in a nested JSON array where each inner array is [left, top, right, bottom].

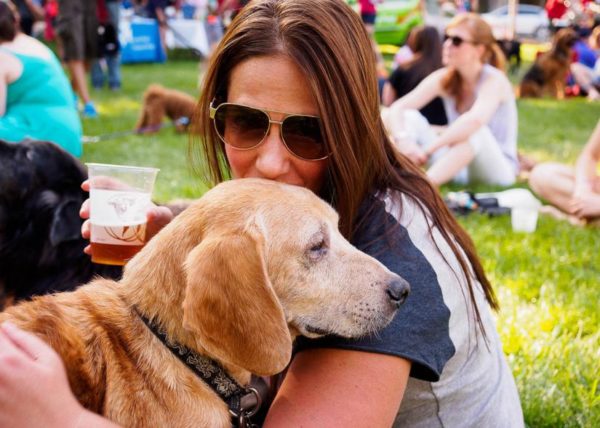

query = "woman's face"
[[442, 24, 482, 67], [223, 55, 329, 193]]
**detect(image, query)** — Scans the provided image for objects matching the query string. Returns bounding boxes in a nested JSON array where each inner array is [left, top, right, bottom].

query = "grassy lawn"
[[82, 58, 600, 427]]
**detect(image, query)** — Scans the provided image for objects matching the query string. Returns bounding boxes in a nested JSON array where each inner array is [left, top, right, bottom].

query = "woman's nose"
[[254, 123, 291, 178]]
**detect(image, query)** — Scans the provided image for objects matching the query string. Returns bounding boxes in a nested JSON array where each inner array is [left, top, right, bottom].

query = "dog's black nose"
[[386, 278, 410, 308]]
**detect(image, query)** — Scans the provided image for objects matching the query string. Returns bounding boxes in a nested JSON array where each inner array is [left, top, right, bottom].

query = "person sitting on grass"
[[0, 1, 82, 157], [529, 118, 600, 226], [381, 25, 447, 126], [384, 13, 518, 188]]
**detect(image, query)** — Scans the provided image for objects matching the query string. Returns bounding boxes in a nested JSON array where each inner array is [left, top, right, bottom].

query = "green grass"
[[81, 59, 600, 427]]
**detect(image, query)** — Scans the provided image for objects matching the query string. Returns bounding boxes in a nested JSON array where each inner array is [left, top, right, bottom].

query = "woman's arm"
[[264, 348, 411, 427], [389, 68, 445, 112], [0, 77, 6, 118], [0, 52, 9, 117], [381, 81, 397, 107], [0, 322, 121, 428], [0, 50, 24, 117], [424, 74, 505, 156], [386, 69, 445, 137], [24, 0, 45, 20]]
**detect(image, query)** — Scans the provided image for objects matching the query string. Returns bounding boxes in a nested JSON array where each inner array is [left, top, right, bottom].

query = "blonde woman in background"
[[385, 13, 518, 187]]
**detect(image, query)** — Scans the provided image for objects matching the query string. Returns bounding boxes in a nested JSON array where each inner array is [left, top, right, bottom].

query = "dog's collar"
[[134, 308, 261, 427]]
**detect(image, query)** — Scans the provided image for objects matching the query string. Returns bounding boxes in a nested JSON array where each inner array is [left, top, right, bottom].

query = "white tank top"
[[442, 64, 519, 172]]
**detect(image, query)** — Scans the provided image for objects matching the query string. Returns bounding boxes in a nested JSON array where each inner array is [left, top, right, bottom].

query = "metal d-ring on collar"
[[134, 308, 262, 427]]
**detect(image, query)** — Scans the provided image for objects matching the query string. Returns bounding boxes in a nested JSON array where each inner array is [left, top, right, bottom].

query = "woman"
[[0, 1, 523, 426], [0, 1, 82, 157], [382, 25, 447, 126], [385, 13, 518, 187]]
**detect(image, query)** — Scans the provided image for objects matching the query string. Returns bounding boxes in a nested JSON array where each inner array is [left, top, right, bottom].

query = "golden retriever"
[[134, 84, 197, 134], [519, 28, 578, 99], [0, 178, 409, 427]]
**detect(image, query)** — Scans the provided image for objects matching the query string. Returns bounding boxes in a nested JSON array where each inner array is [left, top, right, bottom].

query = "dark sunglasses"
[[209, 102, 328, 161], [444, 34, 476, 47]]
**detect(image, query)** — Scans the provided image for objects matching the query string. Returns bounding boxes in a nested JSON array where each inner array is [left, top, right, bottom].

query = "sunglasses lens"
[[282, 115, 326, 160], [214, 104, 269, 149], [444, 34, 463, 47]]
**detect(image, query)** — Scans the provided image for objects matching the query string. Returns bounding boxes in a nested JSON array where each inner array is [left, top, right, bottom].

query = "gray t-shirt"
[[296, 191, 523, 427]]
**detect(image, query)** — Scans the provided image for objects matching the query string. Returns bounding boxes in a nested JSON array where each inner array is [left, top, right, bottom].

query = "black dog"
[[497, 39, 522, 74], [0, 139, 121, 309]]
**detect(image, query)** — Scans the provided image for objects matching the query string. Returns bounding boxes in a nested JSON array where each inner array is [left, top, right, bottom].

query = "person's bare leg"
[[528, 163, 588, 224], [529, 163, 575, 212], [67, 60, 91, 104], [570, 63, 600, 101], [426, 141, 474, 186], [158, 26, 167, 58]]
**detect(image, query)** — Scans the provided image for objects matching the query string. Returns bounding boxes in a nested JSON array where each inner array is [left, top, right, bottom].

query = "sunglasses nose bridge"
[[263, 117, 284, 140]]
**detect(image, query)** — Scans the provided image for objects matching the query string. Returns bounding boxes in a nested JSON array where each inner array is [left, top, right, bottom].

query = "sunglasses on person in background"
[[209, 102, 328, 161], [444, 34, 476, 47]]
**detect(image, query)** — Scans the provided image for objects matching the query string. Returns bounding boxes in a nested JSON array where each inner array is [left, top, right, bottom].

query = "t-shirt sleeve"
[[295, 197, 456, 382]]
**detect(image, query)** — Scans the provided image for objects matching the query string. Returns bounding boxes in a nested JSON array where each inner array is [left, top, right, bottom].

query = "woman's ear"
[[182, 231, 292, 376]]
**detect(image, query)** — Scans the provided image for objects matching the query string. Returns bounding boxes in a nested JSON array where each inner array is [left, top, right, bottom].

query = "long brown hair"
[[191, 0, 498, 335], [401, 25, 443, 92], [441, 13, 507, 102], [0, 1, 18, 42]]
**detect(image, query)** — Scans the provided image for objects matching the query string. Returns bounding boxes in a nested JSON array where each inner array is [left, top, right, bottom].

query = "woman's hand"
[[80, 180, 174, 254], [568, 191, 600, 220], [0, 322, 85, 428], [393, 136, 428, 167]]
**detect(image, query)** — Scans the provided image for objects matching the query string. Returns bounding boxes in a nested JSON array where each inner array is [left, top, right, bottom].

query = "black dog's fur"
[[498, 39, 522, 74], [0, 140, 121, 309]]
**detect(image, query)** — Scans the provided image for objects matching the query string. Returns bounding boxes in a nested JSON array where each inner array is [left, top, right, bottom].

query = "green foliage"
[[82, 59, 600, 427]]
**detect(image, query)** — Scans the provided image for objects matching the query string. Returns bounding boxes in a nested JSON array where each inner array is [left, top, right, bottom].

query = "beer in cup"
[[86, 163, 159, 265]]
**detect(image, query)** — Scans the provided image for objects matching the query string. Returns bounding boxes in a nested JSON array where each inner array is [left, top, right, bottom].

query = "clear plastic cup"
[[86, 163, 159, 265], [511, 207, 539, 233]]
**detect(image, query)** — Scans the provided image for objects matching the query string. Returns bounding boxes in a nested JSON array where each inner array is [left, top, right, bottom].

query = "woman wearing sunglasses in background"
[[385, 13, 519, 187], [0, 1, 523, 427]]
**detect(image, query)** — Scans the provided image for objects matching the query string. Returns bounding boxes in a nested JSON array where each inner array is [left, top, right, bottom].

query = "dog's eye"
[[308, 239, 328, 260]]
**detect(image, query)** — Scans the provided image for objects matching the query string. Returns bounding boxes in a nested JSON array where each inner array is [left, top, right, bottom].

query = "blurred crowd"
[[1, 0, 599, 221]]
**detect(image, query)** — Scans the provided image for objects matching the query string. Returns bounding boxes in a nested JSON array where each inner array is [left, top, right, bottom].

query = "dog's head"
[[124, 178, 409, 375], [553, 28, 578, 55], [0, 140, 121, 304]]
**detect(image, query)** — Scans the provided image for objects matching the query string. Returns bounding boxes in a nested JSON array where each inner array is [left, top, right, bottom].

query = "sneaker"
[[83, 102, 98, 118]]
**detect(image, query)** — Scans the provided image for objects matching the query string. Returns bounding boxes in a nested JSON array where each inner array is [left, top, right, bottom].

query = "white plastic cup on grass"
[[86, 163, 159, 265], [511, 207, 539, 233]]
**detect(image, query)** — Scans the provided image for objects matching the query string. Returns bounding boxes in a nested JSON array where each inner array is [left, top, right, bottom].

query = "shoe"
[[83, 102, 98, 118]]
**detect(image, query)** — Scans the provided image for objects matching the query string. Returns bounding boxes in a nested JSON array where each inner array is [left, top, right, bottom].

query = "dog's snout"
[[386, 278, 410, 308]]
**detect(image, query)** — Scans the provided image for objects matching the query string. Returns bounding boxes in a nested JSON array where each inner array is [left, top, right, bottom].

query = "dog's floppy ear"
[[182, 231, 292, 376], [49, 198, 82, 246]]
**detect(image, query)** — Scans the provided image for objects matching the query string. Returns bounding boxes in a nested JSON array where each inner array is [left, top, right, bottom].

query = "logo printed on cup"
[[86, 163, 159, 266]]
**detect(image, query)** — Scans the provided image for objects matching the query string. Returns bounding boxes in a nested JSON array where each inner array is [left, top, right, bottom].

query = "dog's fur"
[[1, 179, 409, 427], [135, 84, 197, 134], [498, 38, 522, 74], [0, 140, 121, 309], [519, 28, 578, 99]]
